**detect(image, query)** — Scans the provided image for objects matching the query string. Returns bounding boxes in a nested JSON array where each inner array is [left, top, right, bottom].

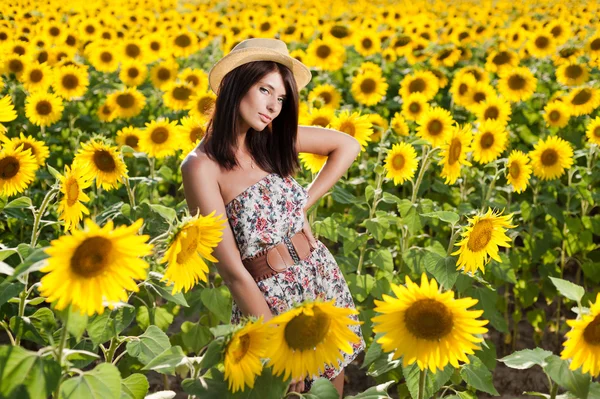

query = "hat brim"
[[208, 47, 312, 94]]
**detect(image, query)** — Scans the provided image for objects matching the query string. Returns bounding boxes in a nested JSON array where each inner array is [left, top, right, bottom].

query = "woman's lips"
[[258, 113, 271, 122]]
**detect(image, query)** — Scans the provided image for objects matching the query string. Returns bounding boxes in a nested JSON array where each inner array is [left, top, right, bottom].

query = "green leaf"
[[365, 218, 389, 243], [304, 378, 339, 399], [0, 282, 24, 307], [201, 287, 232, 324], [347, 274, 376, 303], [126, 325, 171, 365], [499, 348, 553, 370], [181, 321, 212, 354], [403, 363, 453, 399], [488, 252, 517, 284], [370, 249, 394, 273], [199, 338, 225, 369], [400, 204, 422, 235], [87, 306, 136, 346], [135, 306, 174, 331], [0, 248, 18, 262], [5, 196, 32, 209], [365, 185, 375, 202], [0, 345, 61, 399], [425, 254, 459, 289], [544, 355, 590, 399], [381, 192, 403, 204], [420, 211, 460, 225], [144, 279, 189, 307], [549, 277, 585, 303], [469, 286, 508, 333], [149, 204, 177, 223], [9, 247, 49, 282], [460, 356, 499, 396], [142, 346, 186, 375], [314, 216, 339, 242], [331, 185, 358, 204], [60, 362, 121, 399], [345, 380, 394, 398], [47, 164, 63, 180], [57, 307, 88, 341], [120, 373, 149, 399]]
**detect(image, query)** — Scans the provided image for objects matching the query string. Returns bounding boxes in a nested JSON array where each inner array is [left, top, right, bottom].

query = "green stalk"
[[556, 170, 574, 345], [549, 382, 558, 399], [418, 369, 426, 399], [53, 305, 71, 398], [410, 146, 431, 204], [123, 177, 136, 208]]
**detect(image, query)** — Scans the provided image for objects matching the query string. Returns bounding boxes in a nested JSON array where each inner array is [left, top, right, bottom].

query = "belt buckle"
[[283, 236, 301, 263]]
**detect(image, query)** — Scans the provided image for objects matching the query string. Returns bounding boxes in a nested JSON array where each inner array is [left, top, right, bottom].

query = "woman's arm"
[[180, 153, 274, 322], [296, 125, 362, 210]]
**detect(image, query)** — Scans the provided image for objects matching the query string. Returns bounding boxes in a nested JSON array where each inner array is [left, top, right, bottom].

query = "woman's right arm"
[[180, 153, 274, 322]]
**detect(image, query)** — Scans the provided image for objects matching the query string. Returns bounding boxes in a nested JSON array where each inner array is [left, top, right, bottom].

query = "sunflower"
[[188, 91, 216, 119], [464, 81, 497, 113], [265, 299, 362, 381], [506, 150, 532, 194], [399, 70, 439, 102], [0, 95, 17, 122], [116, 126, 143, 153], [371, 273, 489, 373], [366, 114, 389, 142], [430, 46, 462, 68], [556, 61, 589, 87], [472, 120, 508, 164], [474, 96, 512, 127], [160, 210, 226, 294], [106, 87, 146, 120], [305, 37, 346, 71], [73, 139, 129, 190], [169, 29, 198, 58], [416, 106, 455, 147], [25, 91, 64, 127], [120, 39, 146, 62], [224, 317, 271, 393], [526, 31, 556, 58], [119, 60, 148, 87], [390, 112, 409, 137], [449, 73, 477, 108], [543, 101, 570, 128], [178, 115, 207, 156], [308, 84, 341, 110], [565, 87, 600, 117], [299, 152, 327, 174], [351, 70, 388, 106], [429, 68, 449, 89], [140, 118, 182, 159], [21, 61, 52, 93], [39, 218, 152, 316], [352, 31, 381, 57], [97, 102, 115, 123], [52, 64, 89, 100], [561, 293, 600, 377], [402, 92, 430, 122], [384, 142, 419, 185], [150, 59, 179, 90], [178, 67, 208, 93], [330, 110, 373, 151], [497, 66, 537, 103], [57, 165, 92, 232], [163, 82, 195, 111], [4, 54, 27, 78], [299, 106, 335, 127], [484, 48, 519, 75], [452, 208, 515, 274], [0, 144, 38, 197], [439, 123, 473, 185], [88, 45, 119, 73], [586, 33, 600, 60], [144, 33, 167, 62], [1, 133, 50, 168], [530, 136, 574, 181], [586, 116, 600, 146]]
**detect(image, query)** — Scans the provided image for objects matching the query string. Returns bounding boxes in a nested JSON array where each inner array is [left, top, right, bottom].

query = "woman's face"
[[237, 70, 287, 135]]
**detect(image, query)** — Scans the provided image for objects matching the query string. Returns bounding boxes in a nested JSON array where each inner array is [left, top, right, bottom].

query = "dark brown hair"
[[203, 61, 301, 177]]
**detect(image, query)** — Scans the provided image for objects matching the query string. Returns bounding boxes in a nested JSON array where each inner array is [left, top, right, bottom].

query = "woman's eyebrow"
[[261, 82, 287, 98]]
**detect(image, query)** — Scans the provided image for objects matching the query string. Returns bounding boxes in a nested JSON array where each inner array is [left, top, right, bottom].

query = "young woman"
[[181, 38, 366, 397]]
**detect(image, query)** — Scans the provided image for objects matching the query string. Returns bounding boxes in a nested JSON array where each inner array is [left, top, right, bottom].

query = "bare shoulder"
[[181, 146, 221, 185]]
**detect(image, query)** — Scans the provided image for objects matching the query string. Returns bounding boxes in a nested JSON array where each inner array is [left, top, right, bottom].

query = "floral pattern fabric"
[[225, 172, 366, 388]]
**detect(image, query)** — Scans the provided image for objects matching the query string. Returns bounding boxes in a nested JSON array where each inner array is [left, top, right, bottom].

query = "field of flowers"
[[1, 0, 600, 398]]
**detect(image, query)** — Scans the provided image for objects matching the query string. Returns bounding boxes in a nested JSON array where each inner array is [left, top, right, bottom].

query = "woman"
[[181, 38, 366, 396]]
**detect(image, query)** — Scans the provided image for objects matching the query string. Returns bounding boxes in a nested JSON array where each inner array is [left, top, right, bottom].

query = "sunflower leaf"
[[120, 373, 149, 399], [142, 346, 186, 375], [498, 348, 553, 370], [126, 325, 171, 366], [59, 362, 121, 399], [345, 380, 394, 398], [544, 355, 590, 399], [0, 345, 61, 399], [144, 280, 189, 307], [304, 378, 339, 399], [420, 211, 460, 225], [403, 363, 454, 399], [549, 277, 584, 303], [460, 356, 499, 396]]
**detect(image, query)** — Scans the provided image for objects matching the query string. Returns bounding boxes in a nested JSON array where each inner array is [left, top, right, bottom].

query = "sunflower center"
[[565, 65, 583, 79], [312, 117, 329, 127], [480, 132, 494, 149], [549, 110, 560, 121], [571, 89, 591, 105], [507, 74, 526, 90], [157, 68, 171, 81], [125, 135, 139, 148], [197, 97, 214, 114], [190, 127, 204, 142], [19, 143, 34, 156], [392, 154, 405, 169], [150, 41, 160, 51], [116, 93, 135, 109], [473, 91, 486, 103], [49, 27, 60, 36], [128, 68, 139, 78], [583, 315, 600, 345], [591, 39, 600, 51], [594, 127, 600, 138], [409, 102, 421, 113], [101, 105, 112, 115], [362, 38, 373, 49], [458, 83, 469, 95], [101, 51, 113, 63], [151, 127, 169, 144], [541, 149, 558, 166], [38, 51, 49, 63], [93, 150, 116, 172], [260, 22, 271, 32], [360, 78, 376, 94], [492, 51, 510, 65], [125, 44, 140, 58], [509, 162, 520, 178], [185, 76, 199, 86], [66, 177, 80, 206], [62, 74, 79, 90], [404, 299, 454, 340], [230, 334, 251, 363], [175, 34, 191, 48], [408, 78, 425, 93], [330, 25, 349, 39], [173, 86, 192, 101], [316, 45, 331, 59], [70, 236, 113, 277], [467, 219, 494, 252], [284, 307, 331, 350], [85, 25, 95, 34], [535, 35, 549, 49], [36, 100, 52, 115], [9, 59, 24, 74], [427, 119, 443, 136], [0, 156, 20, 179], [320, 92, 332, 104], [30, 69, 43, 83], [484, 106, 499, 120], [448, 138, 461, 165], [176, 226, 199, 264], [550, 26, 562, 37], [339, 121, 356, 137], [437, 49, 452, 61]]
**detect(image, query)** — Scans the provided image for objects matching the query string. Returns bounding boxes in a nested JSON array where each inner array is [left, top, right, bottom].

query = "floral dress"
[[225, 172, 366, 389]]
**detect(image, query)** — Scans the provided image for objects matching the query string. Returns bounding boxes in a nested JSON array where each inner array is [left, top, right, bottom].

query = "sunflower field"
[[1, 0, 600, 398]]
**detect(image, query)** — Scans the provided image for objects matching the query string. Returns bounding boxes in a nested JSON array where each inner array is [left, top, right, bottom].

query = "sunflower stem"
[[556, 170, 574, 345], [411, 146, 436, 204], [0, 321, 15, 345], [53, 304, 71, 399], [31, 187, 59, 248], [446, 225, 459, 256], [480, 163, 500, 212], [418, 368, 426, 399], [105, 336, 120, 363], [149, 158, 155, 201], [123, 176, 136, 208], [356, 167, 385, 276], [549, 382, 558, 399]]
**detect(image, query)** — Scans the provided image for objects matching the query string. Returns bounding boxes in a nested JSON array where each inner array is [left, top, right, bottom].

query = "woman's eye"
[[260, 87, 268, 94]]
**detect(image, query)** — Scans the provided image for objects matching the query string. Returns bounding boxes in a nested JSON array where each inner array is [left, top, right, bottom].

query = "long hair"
[[203, 61, 301, 177]]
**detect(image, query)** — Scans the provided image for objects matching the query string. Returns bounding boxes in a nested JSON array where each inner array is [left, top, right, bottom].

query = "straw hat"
[[208, 38, 312, 94]]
